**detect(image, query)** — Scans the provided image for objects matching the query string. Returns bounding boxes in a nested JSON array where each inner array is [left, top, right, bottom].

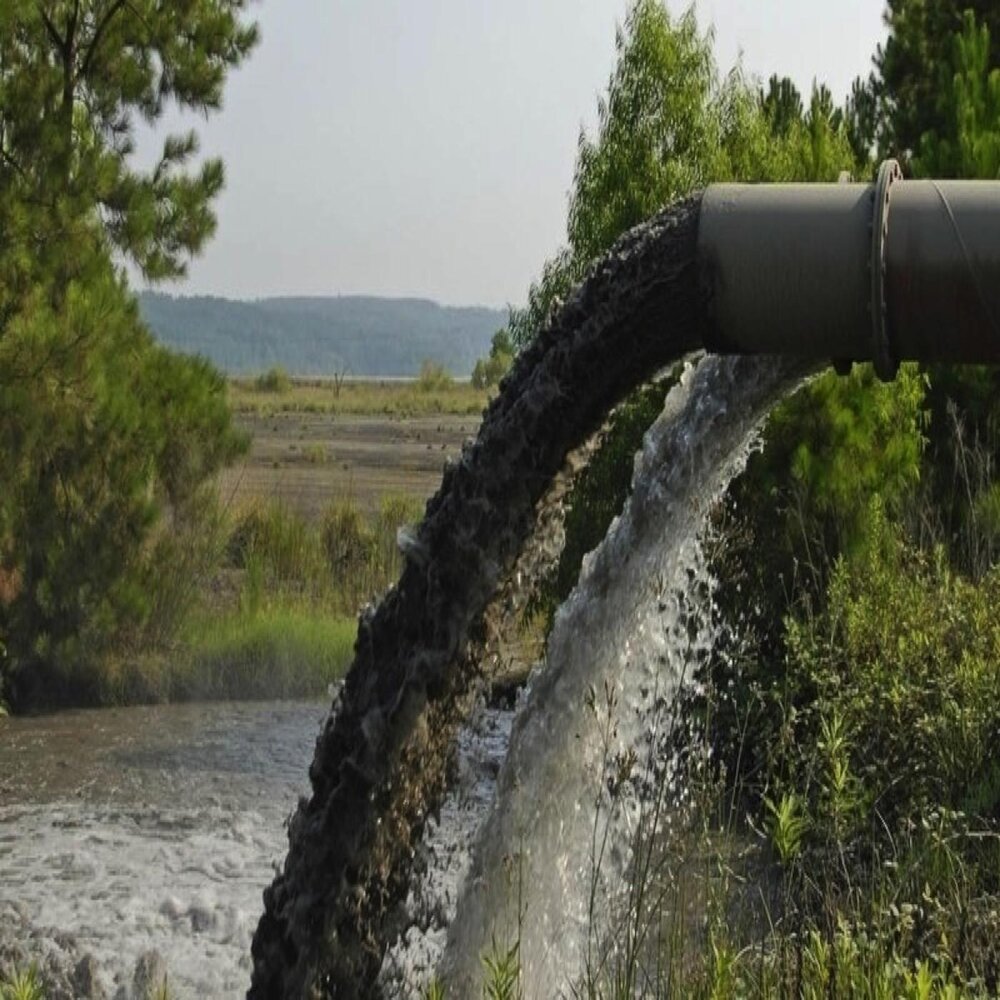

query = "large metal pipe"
[[697, 161, 1000, 379]]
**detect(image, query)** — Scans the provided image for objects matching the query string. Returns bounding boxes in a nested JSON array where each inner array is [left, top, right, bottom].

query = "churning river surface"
[[0, 699, 328, 998]]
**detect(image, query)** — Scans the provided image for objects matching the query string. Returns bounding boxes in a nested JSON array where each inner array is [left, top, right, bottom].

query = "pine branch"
[[79, 0, 128, 80], [35, 3, 67, 54]]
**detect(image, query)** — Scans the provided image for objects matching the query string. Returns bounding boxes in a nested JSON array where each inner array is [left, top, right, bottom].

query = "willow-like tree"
[[0, 2, 256, 708]]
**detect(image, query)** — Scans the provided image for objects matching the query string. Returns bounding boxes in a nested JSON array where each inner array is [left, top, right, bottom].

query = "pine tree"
[[0, 2, 256, 707]]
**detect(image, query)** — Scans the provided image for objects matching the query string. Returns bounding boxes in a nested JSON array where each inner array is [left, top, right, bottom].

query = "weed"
[[423, 978, 446, 1000], [0, 966, 43, 1000], [481, 939, 522, 1000]]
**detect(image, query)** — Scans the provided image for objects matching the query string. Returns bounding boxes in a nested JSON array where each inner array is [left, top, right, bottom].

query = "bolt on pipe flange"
[[871, 159, 902, 381]]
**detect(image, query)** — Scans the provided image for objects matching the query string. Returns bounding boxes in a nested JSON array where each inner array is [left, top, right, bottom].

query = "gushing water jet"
[[249, 165, 1000, 999]]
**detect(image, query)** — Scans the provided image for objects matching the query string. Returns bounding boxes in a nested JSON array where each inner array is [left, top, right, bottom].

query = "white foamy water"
[[441, 355, 807, 997], [0, 700, 328, 998], [377, 703, 514, 998]]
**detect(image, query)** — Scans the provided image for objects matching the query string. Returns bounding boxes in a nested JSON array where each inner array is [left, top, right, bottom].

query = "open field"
[[228, 375, 489, 417], [220, 380, 487, 520]]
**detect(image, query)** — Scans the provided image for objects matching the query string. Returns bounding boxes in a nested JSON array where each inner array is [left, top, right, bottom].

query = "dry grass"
[[219, 401, 482, 523], [228, 376, 490, 418]]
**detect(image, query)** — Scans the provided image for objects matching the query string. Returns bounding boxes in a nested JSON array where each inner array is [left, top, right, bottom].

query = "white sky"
[[138, 1, 887, 307]]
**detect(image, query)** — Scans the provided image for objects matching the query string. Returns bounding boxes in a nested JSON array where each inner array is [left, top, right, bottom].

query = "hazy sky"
[[138, 1, 887, 307]]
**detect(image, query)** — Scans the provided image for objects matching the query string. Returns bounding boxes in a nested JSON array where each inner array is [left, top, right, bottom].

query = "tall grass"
[[229, 494, 423, 615], [254, 365, 292, 393], [175, 607, 356, 699], [130, 493, 426, 701]]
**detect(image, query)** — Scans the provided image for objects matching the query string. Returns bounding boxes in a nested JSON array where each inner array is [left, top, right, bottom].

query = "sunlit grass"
[[174, 604, 356, 700]]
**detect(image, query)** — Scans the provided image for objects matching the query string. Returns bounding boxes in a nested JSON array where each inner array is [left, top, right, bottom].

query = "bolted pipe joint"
[[696, 162, 1000, 380]]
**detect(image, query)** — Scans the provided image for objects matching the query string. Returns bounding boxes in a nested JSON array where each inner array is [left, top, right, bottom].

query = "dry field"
[[219, 382, 486, 521]]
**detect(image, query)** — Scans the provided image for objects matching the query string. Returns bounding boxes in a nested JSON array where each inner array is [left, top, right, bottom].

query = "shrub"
[[416, 360, 454, 393], [321, 500, 375, 591], [779, 500, 1000, 828], [255, 366, 292, 393], [471, 331, 515, 390]]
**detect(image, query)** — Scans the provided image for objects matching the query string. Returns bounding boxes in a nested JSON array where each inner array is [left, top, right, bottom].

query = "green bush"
[[416, 360, 454, 393], [471, 331, 515, 390], [779, 500, 1000, 828], [254, 366, 292, 393], [321, 500, 376, 595]]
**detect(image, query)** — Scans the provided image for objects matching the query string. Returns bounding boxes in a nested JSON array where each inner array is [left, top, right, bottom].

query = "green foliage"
[[689, 923, 987, 999], [423, 980, 447, 1000], [754, 364, 925, 563], [230, 494, 421, 618], [843, 74, 880, 168], [0, 0, 257, 281], [567, 3, 719, 265], [175, 606, 355, 701], [481, 940, 522, 1000], [417, 360, 455, 393], [761, 75, 803, 138], [0, 2, 255, 711], [0, 966, 44, 1000], [764, 791, 810, 865], [781, 502, 1000, 826], [471, 330, 515, 390], [876, 0, 1000, 160], [255, 366, 292, 393], [0, 250, 246, 708], [915, 13, 1000, 178]]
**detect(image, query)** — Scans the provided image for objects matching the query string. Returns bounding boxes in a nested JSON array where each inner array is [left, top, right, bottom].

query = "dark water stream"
[[251, 198, 706, 997]]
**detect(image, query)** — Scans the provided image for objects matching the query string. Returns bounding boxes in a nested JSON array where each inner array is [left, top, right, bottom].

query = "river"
[[0, 699, 328, 998]]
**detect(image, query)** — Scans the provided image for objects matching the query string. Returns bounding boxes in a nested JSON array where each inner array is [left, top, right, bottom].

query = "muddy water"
[[0, 700, 327, 998]]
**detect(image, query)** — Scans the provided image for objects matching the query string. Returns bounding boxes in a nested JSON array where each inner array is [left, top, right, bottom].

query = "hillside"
[[138, 293, 507, 376]]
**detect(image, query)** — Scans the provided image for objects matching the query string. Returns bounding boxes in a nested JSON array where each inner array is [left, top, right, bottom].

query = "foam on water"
[[0, 700, 328, 998]]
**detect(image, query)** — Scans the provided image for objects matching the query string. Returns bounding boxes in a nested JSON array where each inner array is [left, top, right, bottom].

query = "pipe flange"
[[871, 158, 902, 381]]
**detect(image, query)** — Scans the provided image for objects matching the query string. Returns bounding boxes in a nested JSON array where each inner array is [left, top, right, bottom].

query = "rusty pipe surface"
[[697, 162, 1000, 379]]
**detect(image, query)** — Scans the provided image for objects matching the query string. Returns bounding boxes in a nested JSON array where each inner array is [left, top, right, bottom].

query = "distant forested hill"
[[138, 293, 507, 376]]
